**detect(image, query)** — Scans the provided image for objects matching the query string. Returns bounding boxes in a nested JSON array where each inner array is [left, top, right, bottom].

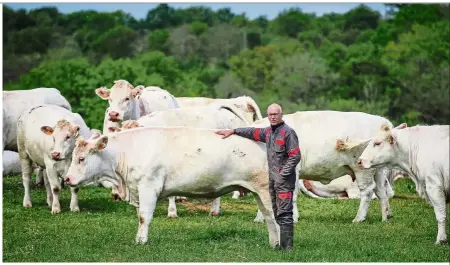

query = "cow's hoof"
[[111, 193, 121, 201], [352, 218, 365, 223], [71, 206, 80, 212], [436, 238, 448, 245], [23, 202, 32, 208], [51, 208, 61, 215], [135, 237, 148, 244], [210, 212, 220, 217], [254, 218, 265, 223], [167, 214, 178, 218]]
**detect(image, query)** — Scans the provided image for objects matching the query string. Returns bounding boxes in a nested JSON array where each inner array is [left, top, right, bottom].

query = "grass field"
[[2, 175, 449, 262]]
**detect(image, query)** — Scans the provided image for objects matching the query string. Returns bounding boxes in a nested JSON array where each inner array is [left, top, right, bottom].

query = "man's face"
[[267, 109, 282, 126]]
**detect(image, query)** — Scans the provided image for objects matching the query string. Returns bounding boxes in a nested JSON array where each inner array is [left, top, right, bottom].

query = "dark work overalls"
[[235, 121, 301, 250]]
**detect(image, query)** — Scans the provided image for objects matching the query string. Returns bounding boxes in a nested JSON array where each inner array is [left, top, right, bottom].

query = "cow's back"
[[137, 105, 248, 129], [3, 88, 72, 151], [139, 87, 180, 112], [177, 97, 216, 108], [112, 127, 267, 187]]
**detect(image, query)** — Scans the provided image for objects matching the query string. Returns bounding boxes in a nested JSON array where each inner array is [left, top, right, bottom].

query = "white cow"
[[176, 96, 263, 124], [17, 104, 92, 214], [3, 151, 22, 175], [108, 104, 251, 217], [357, 124, 449, 244], [252, 111, 396, 223], [3, 88, 72, 152], [63, 127, 279, 247], [95, 80, 180, 132], [3, 88, 71, 186], [299, 169, 407, 199]]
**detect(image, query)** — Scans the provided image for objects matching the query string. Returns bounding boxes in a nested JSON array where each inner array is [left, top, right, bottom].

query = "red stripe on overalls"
[[265, 128, 271, 141], [288, 146, 300, 157], [278, 191, 292, 199], [253, 128, 261, 141]]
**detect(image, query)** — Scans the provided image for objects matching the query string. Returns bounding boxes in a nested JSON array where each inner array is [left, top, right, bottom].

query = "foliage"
[[3, 3, 449, 128]]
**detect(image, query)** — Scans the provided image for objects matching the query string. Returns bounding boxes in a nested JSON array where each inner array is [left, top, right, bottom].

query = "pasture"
[[2, 175, 449, 262]]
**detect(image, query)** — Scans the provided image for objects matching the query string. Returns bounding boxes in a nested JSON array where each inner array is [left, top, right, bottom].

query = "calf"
[[17, 105, 92, 214], [357, 124, 449, 244], [63, 127, 279, 247]]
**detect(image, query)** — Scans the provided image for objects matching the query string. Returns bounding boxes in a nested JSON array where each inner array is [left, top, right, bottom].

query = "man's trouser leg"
[[274, 176, 295, 251]]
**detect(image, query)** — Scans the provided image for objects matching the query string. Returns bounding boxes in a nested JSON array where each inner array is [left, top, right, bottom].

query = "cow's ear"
[[94, 135, 108, 151], [73, 125, 80, 137], [95, 87, 110, 100], [247, 103, 255, 112], [131, 86, 143, 99], [336, 138, 370, 153], [41, 126, 54, 135], [395, 123, 407, 130]]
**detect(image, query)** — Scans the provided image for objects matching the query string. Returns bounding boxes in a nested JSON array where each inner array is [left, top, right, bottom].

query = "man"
[[215, 103, 301, 251]]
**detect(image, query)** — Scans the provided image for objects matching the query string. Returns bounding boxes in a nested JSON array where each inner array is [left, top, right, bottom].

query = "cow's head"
[[357, 123, 407, 169], [95, 80, 143, 122], [41, 119, 80, 161], [64, 134, 109, 186]]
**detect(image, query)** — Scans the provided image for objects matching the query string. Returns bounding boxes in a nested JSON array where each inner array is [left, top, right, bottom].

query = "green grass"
[[2, 176, 449, 262]]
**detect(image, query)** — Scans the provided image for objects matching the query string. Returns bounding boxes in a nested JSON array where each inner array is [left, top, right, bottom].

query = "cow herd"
[[2, 80, 449, 247]]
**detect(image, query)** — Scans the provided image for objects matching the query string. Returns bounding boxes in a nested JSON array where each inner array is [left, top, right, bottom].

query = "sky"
[[5, 3, 388, 20]]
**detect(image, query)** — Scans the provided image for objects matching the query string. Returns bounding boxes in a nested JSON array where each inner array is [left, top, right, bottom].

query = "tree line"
[[3, 4, 449, 130]]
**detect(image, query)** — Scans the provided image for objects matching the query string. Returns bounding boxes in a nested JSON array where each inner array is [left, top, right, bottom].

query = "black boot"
[[279, 224, 294, 251]]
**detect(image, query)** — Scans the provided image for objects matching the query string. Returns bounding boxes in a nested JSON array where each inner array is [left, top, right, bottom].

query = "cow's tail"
[[218, 105, 248, 125]]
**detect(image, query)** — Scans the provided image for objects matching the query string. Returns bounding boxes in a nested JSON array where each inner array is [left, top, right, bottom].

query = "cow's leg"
[[43, 170, 53, 207], [19, 150, 33, 208], [292, 176, 299, 223], [210, 197, 221, 216], [253, 190, 280, 248], [353, 169, 376, 223], [373, 168, 391, 221], [35, 166, 45, 187], [167, 196, 178, 218], [425, 183, 448, 244], [254, 208, 265, 223], [70, 186, 80, 212], [45, 168, 62, 214], [136, 184, 159, 244], [231, 191, 241, 199]]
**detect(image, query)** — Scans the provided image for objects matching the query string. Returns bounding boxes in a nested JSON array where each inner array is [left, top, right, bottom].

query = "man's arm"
[[215, 127, 267, 143], [280, 131, 301, 176], [234, 127, 267, 143]]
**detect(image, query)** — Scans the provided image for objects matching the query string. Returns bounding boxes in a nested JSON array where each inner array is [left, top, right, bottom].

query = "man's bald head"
[[267, 104, 282, 114], [267, 103, 283, 126]]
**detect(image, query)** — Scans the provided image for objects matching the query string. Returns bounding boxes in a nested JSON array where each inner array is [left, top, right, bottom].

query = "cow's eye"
[[65, 135, 70, 140], [373, 141, 381, 147], [125, 97, 130, 101], [78, 157, 85, 163]]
